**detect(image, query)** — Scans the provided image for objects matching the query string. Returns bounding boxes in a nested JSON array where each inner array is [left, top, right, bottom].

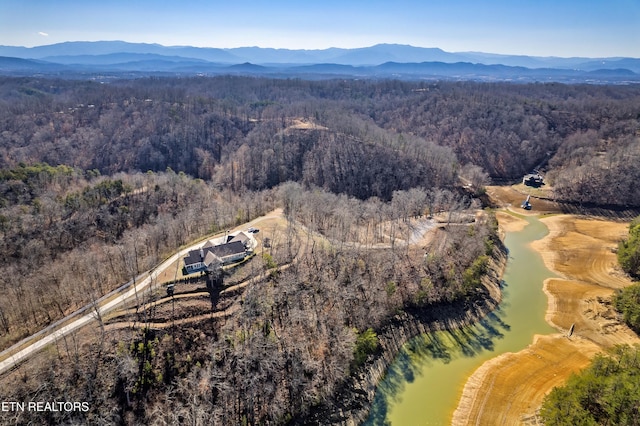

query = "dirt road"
[[0, 209, 284, 376]]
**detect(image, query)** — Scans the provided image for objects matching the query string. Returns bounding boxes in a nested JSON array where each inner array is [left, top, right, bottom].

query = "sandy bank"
[[453, 214, 639, 425], [532, 215, 630, 288], [494, 210, 528, 235], [453, 334, 600, 425]]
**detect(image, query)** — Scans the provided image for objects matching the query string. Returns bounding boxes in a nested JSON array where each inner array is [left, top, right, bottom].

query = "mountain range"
[[1, 41, 639, 83]]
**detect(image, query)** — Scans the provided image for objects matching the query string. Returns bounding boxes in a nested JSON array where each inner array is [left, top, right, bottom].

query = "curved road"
[[0, 248, 188, 375], [0, 209, 283, 376]]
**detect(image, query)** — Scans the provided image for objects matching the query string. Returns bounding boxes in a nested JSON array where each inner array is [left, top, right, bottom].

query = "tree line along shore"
[[453, 192, 640, 425], [0, 76, 639, 424]]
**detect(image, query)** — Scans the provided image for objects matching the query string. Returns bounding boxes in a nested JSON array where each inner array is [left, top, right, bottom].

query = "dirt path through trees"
[[0, 209, 285, 376]]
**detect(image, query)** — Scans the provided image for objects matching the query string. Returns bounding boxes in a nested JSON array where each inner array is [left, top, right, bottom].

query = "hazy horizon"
[[1, 1, 639, 58], [4, 40, 639, 60]]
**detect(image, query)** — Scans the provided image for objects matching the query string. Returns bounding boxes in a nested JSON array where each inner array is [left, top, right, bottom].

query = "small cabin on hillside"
[[523, 173, 544, 187]]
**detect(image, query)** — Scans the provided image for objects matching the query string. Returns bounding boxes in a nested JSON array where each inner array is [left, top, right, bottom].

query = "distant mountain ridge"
[[0, 41, 639, 83], [41, 52, 210, 65], [2, 41, 639, 69]]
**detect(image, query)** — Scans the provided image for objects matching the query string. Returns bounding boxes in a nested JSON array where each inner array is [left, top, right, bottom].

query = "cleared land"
[[0, 209, 287, 376], [485, 185, 561, 214], [103, 210, 454, 334], [453, 190, 639, 425]]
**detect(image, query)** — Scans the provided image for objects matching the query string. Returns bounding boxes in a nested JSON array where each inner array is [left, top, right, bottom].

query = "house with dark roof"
[[523, 173, 544, 187], [183, 232, 256, 275]]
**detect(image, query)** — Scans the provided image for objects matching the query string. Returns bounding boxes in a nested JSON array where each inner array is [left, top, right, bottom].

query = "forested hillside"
[[0, 74, 494, 423], [0, 163, 497, 424], [1, 77, 639, 205], [1, 75, 640, 425], [0, 163, 275, 350]]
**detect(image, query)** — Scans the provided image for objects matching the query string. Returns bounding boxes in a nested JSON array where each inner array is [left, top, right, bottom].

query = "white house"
[[183, 231, 256, 275]]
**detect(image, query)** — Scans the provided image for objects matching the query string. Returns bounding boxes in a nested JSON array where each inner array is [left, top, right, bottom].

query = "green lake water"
[[365, 215, 557, 426]]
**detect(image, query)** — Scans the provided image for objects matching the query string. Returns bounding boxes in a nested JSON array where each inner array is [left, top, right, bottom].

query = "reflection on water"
[[365, 311, 512, 425], [365, 215, 556, 426]]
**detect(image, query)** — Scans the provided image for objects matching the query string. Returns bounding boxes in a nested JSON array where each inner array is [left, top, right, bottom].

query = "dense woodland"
[[0, 127, 493, 424], [0, 164, 496, 424], [617, 216, 640, 281], [540, 344, 640, 425], [1, 77, 640, 205], [1, 75, 640, 425]]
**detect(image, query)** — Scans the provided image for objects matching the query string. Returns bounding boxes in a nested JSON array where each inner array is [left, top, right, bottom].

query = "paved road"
[[0, 247, 189, 376], [0, 209, 283, 376]]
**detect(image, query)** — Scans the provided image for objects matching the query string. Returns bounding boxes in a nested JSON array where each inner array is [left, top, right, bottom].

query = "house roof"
[[184, 239, 247, 267], [184, 249, 203, 266], [204, 251, 222, 267], [229, 231, 250, 245], [209, 241, 246, 259]]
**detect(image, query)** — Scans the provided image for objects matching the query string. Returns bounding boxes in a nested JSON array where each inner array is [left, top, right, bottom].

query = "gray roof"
[[184, 249, 204, 266], [184, 241, 246, 267], [209, 241, 245, 258], [230, 232, 250, 245]]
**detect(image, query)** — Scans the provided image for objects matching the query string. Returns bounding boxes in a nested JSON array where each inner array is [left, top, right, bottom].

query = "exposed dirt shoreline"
[[452, 210, 639, 425], [290, 186, 638, 425]]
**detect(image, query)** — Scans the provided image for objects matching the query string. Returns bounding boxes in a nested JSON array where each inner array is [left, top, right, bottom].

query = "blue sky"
[[1, 0, 639, 57]]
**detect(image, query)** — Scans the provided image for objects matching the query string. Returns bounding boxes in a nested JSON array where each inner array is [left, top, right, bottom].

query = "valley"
[[0, 75, 639, 425]]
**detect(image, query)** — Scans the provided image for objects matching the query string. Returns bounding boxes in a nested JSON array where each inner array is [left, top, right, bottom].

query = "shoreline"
[[294, 222, 508, 425], [453, 212, 639, 425]]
